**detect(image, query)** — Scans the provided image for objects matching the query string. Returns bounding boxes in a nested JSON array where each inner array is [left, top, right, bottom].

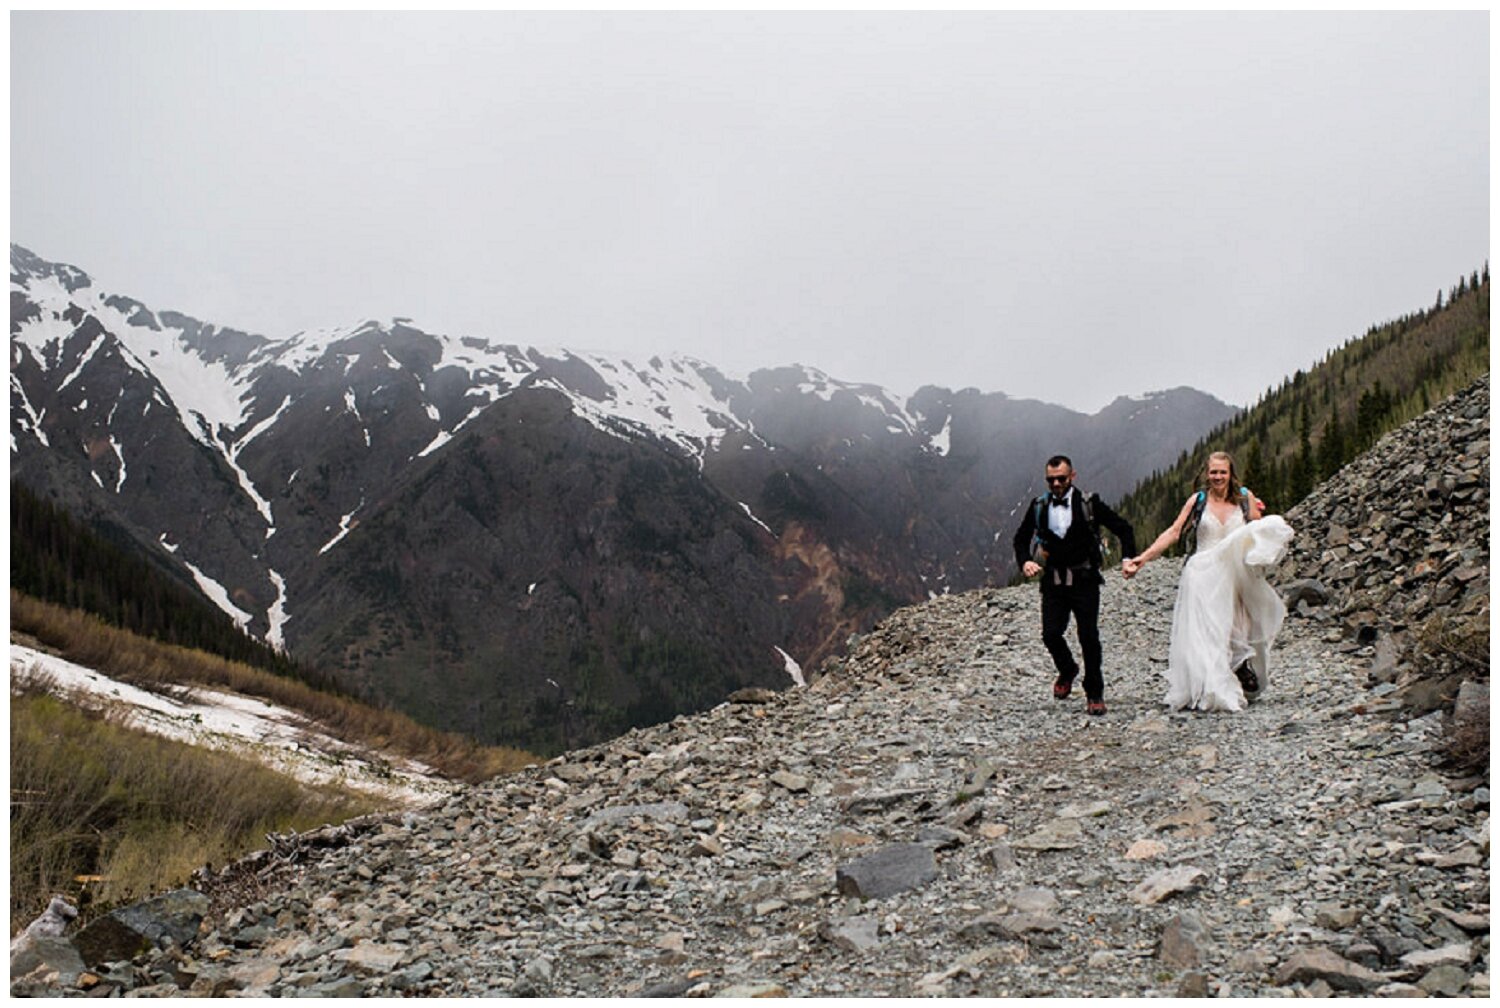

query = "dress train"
[[1163, 514, 1295, 712]]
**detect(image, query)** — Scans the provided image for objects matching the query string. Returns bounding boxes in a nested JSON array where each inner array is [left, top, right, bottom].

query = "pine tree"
[[1317, 411, 1345, 480]]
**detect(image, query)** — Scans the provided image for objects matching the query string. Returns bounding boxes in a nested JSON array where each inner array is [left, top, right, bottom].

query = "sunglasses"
[[1045, 475, 1071, 485]]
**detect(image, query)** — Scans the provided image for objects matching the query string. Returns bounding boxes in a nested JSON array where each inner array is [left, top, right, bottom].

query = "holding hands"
[[1121, 556, 1143, 579]]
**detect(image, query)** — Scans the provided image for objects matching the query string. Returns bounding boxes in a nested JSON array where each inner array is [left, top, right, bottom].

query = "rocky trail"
[[12, 380, 1489, 998]]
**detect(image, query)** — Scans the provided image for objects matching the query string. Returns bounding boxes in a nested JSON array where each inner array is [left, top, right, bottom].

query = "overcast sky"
[[11, 12, 1489, 412]]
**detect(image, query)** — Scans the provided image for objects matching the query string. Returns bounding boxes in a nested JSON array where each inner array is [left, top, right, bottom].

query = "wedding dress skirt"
[[1164, 513, 1295, 712]]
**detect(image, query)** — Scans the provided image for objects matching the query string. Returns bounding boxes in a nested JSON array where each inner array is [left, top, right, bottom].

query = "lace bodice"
[[1196, 500, 1246, 552]]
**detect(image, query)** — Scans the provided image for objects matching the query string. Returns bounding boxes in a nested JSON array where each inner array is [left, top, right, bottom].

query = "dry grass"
[[1441, 692, 1489, 774], [1415, 611, 1490, 673], [1415, 612, 1489, 774], [11, 590, 539, 782], [9, 687, 379, 934]]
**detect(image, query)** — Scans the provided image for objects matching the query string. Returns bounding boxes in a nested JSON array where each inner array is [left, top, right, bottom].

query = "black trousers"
[[1040, 581, 1104, 701]]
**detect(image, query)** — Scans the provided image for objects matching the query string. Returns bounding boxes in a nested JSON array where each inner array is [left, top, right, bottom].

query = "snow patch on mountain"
[[11, 373, 48, 447], [12, 645, 450, 805], [929, 415, 952, 456], [55, 332, 107, 392], [561, 353, 748, 458], [320, 500, 364, 555], [182, 560, 253, 629], [108, 435, 126, 491], [267, 570, 290, 652], [774, 646, 805, 687]]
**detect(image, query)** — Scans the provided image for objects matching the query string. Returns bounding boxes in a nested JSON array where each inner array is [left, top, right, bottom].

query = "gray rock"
[[1312, 902, 1362, 930], [1281, 579, 1331, 607], [1433, 845, 1483, 868], [716, 981, 788, 997], [1130, 866, 1206, 905], [1008, 887, 1058, 914], [1229, 949, 1271, 973], [959, 911, 1061, 940], [1368, 637, 1400, 684], [8, 936, 86, 986], [640, 977, 697, 997], [1014, 818, 1084, 850], [1453, 679, 1488, 722], [917, 826, 965, 850], [770, 770, 809, 792], [1176, 971, 1210, 997], [1369, 928, 1423, 963], [983, 844, 1017, 871], [582, 802, 691, 830], [522, 956, 554, 987], [1274, 948, 1384, 992], [226, 959, 280, 991], [1400, 943, 1471, 970], [1417, 965, 1470, 996], [727, 688, 780, 705], [72, 889, 209, 968], [342, 941, 406, 972], [820, 915, 880, 952], [1158, 913, 1211, 968], [306, 977, 365, 997], [834, 843, 938, 900]]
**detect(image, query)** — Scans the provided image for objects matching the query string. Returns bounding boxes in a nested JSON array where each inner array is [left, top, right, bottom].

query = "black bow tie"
[[1050, 498, 1069, 507]]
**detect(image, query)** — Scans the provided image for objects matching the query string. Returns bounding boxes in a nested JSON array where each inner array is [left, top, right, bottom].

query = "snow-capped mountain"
[[10, 244, 1236, 753]]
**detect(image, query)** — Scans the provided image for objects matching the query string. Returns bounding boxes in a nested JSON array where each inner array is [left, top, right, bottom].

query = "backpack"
[[1182, 487, 1253, 556], [1029, 490, 1102, 566]]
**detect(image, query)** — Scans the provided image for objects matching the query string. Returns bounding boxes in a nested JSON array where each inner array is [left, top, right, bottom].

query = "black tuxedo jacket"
[[1011, 489, 1137, 583]]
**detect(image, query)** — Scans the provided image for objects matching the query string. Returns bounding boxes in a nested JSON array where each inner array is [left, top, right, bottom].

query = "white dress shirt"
[[1047, 488, 1074, 538]]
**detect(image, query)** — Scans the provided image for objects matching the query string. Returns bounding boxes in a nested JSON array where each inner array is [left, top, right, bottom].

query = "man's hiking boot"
[[1086, 700, 1106, 716], [1233, 660, 1260, 695], [1053, 678, 1073, 700]]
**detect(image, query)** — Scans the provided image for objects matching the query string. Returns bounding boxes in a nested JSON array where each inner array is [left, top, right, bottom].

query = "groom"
[[1011, 455, 1136, 715]]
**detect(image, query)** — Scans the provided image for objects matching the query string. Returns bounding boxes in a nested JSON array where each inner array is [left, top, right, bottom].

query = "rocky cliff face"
[[15, 379, 1487, 997], [1277, 375, 1489, 719], [11, 244, 1234, 751]]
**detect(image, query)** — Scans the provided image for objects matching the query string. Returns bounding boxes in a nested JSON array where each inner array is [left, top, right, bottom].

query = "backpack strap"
[[1183, 490, 1208, 557], [1237, 486, 1253, 521]]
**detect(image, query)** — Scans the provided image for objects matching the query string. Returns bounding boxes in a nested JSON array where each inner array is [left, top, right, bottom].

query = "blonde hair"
[[1199, 451, 1244, 500]]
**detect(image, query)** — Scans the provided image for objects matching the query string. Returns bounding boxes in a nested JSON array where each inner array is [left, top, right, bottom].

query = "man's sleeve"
[[1012, 504, 1036, 569], [1094, 496, 1137, 559]]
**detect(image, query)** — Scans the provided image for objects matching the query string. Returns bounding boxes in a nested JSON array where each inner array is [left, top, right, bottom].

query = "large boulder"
[[72, 889, 209, 967], [834, 843, 938, 900]]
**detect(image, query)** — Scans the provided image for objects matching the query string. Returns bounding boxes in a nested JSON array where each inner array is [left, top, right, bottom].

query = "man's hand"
[[1121, 557, 1141, 580], [1022, 560, 1041, 578]]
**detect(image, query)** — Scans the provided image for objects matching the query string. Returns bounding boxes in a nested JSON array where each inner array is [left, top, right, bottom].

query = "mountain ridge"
[[11, 242, 1236, 750]]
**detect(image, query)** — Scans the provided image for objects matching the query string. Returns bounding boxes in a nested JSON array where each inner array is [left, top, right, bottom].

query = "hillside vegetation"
[[10, 594, 540, 933], [10, 680, 379, 934], [11, 481, 335, 692], [11, 592, 538, 784], [1121, 268, 1489, 541]]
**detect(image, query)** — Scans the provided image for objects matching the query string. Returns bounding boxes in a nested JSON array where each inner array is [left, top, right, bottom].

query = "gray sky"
[[11, 12, 1489, 412]]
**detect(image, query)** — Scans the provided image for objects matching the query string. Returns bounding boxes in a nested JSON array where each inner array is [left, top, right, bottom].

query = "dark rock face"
[[9, 243, 1235, 751], [293, 389, 792, 753]]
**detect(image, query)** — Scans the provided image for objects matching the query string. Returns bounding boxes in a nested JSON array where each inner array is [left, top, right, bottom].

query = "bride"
[[1122, 451, 1294, 711]]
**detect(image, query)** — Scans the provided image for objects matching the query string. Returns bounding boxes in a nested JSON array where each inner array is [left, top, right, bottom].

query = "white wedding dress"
[[1163, 507, 1295, 712]]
